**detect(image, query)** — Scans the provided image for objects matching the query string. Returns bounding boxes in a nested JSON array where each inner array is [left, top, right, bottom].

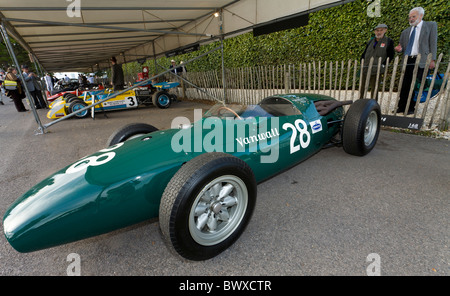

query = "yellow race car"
[[47, 82, 179, 119]]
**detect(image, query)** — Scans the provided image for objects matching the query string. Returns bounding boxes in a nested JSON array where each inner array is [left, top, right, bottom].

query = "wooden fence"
[[171, 53, 450, 131]]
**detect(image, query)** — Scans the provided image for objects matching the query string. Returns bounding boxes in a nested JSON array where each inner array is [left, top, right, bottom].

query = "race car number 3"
[[66, 143, 123, 174], [282, 119, 311, 154]]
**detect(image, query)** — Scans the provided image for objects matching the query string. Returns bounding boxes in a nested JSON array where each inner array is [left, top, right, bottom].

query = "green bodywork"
[[3, 94, 344, 253]]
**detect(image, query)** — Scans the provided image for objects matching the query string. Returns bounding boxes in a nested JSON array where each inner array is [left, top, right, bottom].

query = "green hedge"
[[126, 0, 448, 77]]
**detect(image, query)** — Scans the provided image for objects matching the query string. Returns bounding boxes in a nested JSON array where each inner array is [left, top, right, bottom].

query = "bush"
[[125, 0, 448, 76]]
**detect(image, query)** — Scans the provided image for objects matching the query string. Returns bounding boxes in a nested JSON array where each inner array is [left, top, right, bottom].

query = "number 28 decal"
[[66, 143, 123, 174], [282, 119, 311, 154]]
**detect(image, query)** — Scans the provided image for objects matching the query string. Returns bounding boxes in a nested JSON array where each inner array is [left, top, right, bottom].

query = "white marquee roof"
[[0, 0, 352, 72]]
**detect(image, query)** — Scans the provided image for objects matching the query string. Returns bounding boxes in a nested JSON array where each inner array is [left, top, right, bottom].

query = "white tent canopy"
[[0, 0, 352, 72]]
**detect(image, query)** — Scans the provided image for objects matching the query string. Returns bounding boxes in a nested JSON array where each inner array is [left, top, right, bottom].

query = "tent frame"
[[0, 1, 353, 134]]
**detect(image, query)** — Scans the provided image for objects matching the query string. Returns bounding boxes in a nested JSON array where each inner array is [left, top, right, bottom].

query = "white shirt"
[[409, 20, 423, 56], [44, 75, 54, 91]]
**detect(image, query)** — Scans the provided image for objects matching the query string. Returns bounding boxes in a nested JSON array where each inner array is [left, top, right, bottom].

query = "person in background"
[[394, 7, 438, 114], [44, 73, 54, 93], [0, 70, 5, 105], [21, 65, 46, 109], [359, 24, 394, 100], [21, 65, 40, 109], [4, 67, 28, 112], [33, 74, 47, 109], [170, 60, 182, 75], [110, 56, 124, 91]]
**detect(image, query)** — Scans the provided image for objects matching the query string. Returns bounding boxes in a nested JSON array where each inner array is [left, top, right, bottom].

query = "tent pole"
[[152, 41, 158, 73], [0, 22, 46, 134], [219, 9, 227, 104], [221, 37, 227, 104]]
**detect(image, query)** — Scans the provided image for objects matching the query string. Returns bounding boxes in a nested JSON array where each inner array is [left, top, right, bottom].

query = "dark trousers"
[[113, 85, 124, 91], [30, 90, 47, 109], [398, 57, 425, 113], [9, 90, 27, 112]]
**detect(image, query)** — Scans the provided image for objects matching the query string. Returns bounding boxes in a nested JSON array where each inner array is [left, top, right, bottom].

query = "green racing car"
[[3, 93, 380, 261]]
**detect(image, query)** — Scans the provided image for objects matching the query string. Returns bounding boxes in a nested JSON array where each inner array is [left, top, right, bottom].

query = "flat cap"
[[374, 24, 388, 30]]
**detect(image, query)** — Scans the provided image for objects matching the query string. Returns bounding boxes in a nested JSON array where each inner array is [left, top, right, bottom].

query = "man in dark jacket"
[[110, 56, 124, 91], [360, 24, 395, 100]]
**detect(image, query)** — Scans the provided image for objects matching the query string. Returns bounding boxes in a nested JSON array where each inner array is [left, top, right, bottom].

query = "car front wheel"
[[342, 99, 381, 156], [159, 152, 256, 261]]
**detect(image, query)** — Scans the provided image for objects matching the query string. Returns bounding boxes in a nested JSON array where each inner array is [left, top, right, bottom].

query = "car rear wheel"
[[152, 90, 171, 109], [159, 152, 256, 261], [107, 123, 159, 146], [342, 99, 381, 156]]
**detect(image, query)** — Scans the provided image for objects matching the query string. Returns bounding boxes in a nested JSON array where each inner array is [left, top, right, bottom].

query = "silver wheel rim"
[[364, 110, 378, 146], [189, 175, 248, 246]]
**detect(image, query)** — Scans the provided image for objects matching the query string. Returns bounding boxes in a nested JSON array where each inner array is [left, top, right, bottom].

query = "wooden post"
[[352, 60, 357, 100], [285, 68, 290, 93], [334, 61, 338, 98], [393, 56, 409, 114], [313, 61, 317, 93], [430, 61, 450, 129], [422, 53, 443, 119], [387, 56, 399, 114], [379, 57, 390, 113], [338, 60, 344, 101], [363, 57, 374, 99], [318, 61, 321, 94], [404, 54, 421, 116], [345, 59, 351, 101], [373, 57, 382, 100], [413, 54, 432, 117], [329, 61, 333, 96]]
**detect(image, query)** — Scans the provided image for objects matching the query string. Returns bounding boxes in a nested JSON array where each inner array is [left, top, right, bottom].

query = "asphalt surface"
[[0, 96, 448, 276]]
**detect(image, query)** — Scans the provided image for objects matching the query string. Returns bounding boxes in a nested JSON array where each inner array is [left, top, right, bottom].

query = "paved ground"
[[0, 97, 448, 276]]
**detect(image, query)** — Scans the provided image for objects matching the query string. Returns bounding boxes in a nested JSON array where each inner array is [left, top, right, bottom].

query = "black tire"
[[107, 123, 158, 146], [152, 90, 171, 109], [170, 93, 178, 102], [159, 152, 256, 261], [63, 93, 77, 99], [68, 100, 90, 119], [342, 99, 381, 156], [66, 97, 83, 104]]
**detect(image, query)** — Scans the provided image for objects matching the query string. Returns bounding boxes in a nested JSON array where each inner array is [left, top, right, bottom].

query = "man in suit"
[[394, 7, 438, 114], [360, 24, 395, 100]]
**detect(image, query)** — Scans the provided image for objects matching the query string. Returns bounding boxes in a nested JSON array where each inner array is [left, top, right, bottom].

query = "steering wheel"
[[216, 106, 242, 120]]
